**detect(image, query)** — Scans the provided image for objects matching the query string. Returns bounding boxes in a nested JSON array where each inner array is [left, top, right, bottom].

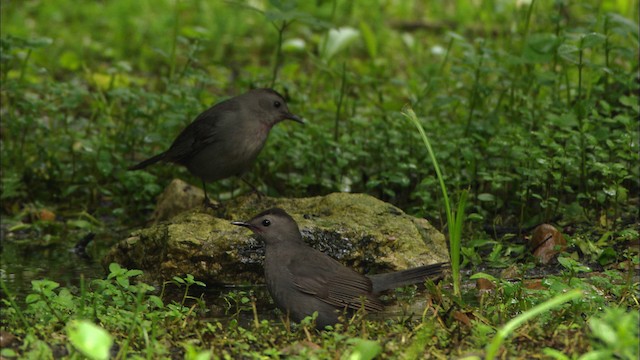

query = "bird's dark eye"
[[262, 219, 271, 227], [273, 101, 281, 108]]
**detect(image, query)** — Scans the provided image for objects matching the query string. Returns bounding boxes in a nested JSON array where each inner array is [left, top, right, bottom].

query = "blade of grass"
[[402, 106, 466, 297], [485, 289, 583, 359], [0, 279, 30, 328]]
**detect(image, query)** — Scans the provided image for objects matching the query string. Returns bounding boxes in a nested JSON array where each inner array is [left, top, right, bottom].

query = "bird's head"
[[232, 207, 303, 246]]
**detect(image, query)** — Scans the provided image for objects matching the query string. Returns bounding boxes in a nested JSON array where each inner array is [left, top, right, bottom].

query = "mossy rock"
[[103, 190, 449, 285]]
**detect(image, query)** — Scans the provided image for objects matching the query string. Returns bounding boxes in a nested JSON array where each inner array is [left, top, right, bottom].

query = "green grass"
[[1, 263, 637, 359], [1, 0, 639, 359]]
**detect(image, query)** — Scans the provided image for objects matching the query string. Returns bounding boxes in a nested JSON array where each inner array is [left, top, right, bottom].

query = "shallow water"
[[0, 230, 114, 300]]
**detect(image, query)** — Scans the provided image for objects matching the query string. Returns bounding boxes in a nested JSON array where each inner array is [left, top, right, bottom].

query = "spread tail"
[[128, 152, 166, 171], [369, 262, 448, 293]]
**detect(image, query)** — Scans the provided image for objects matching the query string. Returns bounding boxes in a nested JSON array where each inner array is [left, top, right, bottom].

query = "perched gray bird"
[[232, 208, 448, 329], [128, 88, 303, 205]]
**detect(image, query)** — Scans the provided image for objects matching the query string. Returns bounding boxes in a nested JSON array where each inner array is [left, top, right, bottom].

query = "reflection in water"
[[0, 232, 113, 301]]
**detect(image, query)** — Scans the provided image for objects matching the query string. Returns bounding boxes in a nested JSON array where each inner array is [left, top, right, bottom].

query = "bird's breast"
[[241, 122, 271, 156]]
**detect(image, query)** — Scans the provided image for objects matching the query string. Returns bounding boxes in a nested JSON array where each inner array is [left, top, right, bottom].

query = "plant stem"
[[270, 20, 291, 88], [168, 1, 180, 82], [334, 62, 347, 141]]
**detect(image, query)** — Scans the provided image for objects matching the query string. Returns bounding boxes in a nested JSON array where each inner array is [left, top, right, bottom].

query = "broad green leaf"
[[477, 193, 495, 202], [580, 33, 606, 49], [67, 320, 113, 360], [359, 21, 377, 59], [470, 272, 498, 282], [347, 338, 382, 360], [320, 27, 360, 61], [557, 43, 579, 64], [282, 38, 306, 52]]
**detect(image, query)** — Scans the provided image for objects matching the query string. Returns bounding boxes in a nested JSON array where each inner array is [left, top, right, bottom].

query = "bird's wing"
[[163, 99, 239, 163], [287, 252, 384, 312]]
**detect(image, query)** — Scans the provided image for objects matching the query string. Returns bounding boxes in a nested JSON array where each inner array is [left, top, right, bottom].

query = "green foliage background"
[[1, 0, 638, 227]]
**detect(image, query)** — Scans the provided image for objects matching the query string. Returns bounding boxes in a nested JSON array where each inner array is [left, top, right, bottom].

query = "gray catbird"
[[232, 208, 448, 329], [128, 88, 303, 205]]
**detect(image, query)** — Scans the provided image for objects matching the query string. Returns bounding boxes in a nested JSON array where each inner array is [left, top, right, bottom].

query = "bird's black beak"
[[231, 221, 250, 228], [286, 113, 305, 124]]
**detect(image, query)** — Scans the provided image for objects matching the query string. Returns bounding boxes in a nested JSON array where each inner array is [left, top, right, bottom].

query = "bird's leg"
[[201, 180, 220, 210], [240, 176, 264, 198]]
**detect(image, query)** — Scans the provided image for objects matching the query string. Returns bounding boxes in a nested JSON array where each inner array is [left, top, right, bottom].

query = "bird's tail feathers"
[[369, 262, 449, 293], [128, 152, 166, 171]]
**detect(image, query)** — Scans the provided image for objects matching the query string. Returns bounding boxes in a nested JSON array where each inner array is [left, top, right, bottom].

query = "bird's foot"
[[252, 188, 265, 199], [202, 197, 222, 211], [239, 177, 265, 199]]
